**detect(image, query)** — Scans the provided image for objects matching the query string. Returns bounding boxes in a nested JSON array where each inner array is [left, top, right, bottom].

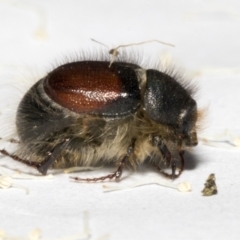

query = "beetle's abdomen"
[[44, 61, 141, 117]]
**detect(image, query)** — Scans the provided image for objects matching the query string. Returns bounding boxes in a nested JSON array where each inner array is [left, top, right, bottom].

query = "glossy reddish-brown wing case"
[[44, 61, 141, 117]]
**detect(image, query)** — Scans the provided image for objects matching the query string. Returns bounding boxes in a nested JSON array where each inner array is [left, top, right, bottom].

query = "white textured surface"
[[0, 0, 240, 239]]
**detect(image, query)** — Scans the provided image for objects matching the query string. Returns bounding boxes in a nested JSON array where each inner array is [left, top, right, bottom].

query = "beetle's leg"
[[153, 136, 171, 167], [0, 139, 69, 175], [70, 158, 125, 182], [36, 139, 69, 175], [0, 149, 43, 170], [71, 139, 136, 182], [153, 136, 185, 179], [177, 150, 185, 177]]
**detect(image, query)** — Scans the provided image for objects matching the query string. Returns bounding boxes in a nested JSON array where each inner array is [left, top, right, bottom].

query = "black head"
[[144, 70, 198, 147]]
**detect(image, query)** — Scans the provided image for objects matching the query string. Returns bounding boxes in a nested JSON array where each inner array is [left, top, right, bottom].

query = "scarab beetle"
[[0, 54, 199, 181]]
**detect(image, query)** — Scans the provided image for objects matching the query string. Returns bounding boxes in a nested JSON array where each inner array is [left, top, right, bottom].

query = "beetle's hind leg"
[[71, 139, 136, 182], [153, 136, 185, 179], [0, 148, 43, 171], [0, 139, 69, 175]]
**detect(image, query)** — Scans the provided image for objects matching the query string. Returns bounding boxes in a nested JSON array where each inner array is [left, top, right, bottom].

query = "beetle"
[[0, 52, 199, 181]]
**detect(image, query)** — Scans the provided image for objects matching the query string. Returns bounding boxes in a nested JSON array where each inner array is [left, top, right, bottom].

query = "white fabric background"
[[0, 0, 240, 239]]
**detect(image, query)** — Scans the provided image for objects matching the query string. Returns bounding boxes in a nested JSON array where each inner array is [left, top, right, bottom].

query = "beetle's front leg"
[[152, 136, 184, 179]]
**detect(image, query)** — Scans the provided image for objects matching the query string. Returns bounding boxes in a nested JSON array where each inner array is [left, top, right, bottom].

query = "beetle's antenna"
[[91, 38, 175, 67]]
